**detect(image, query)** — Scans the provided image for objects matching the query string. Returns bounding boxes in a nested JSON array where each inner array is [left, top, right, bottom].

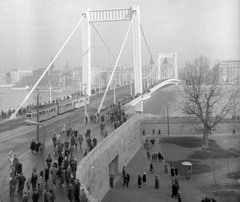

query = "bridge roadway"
[[0, 85, 176, 202]]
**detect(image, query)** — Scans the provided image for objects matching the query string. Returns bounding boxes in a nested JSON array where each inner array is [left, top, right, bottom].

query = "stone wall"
[[76, 113, 143, 202]]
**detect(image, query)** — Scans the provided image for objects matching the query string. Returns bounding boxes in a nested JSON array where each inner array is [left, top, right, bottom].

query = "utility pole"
[[84, 84, 87, 118], [36, 94, 40, 142], [167, 102, 170, 136], [114, 81, 116, 105], [130, 78, 132, 97], [49, 81, 52, 103]]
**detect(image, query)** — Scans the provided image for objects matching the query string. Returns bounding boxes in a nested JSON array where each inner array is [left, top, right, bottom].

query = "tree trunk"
[[202, 125, 209, 148]]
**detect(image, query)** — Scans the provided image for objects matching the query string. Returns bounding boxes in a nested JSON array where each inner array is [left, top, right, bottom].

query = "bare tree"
[[178, 56, 240, 147]]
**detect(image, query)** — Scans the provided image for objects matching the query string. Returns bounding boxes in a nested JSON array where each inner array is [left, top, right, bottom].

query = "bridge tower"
[[83, 6, 143, 112]]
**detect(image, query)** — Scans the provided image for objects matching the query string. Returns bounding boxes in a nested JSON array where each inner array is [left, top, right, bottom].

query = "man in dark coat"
[[126, 173, 130, 187], [171, 165, 175, 177], [155, 175, 160, 189], [31, 173, 38, 191], [67, 183, 74, 202], [110, 175, 114, 188], [138, 175, 142, 188], [18, 173, 26, 194], [30, 139, 36, 153], [32, 190, 39, 202], [16, 160, 22, 176], [158, 152, 162, 162], [46, 155, 52, 168], [73, 179, 80, 202]]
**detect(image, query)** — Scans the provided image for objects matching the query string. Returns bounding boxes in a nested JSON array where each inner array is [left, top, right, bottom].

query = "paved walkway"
[[102, 135, 205, 202], [2, 120, 116, 202]]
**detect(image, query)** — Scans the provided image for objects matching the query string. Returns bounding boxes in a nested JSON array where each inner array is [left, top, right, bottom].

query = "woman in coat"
[[142, 172, 147, 183]]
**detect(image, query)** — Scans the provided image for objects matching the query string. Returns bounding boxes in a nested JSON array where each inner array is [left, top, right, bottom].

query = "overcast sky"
[[0, 0, 239, 71]]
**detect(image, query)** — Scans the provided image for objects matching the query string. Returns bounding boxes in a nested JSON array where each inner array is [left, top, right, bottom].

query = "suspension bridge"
[[10, 5, 179, 120]]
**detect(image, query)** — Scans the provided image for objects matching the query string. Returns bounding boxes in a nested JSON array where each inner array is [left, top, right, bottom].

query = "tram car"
[[25, 97, 90, 123]]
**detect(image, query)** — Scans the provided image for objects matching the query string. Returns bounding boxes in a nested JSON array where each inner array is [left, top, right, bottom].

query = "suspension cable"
[[91, 22, 134, 78], [10, 14, 86, 119]]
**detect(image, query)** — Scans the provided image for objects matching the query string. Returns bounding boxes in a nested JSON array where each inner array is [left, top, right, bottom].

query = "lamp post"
[[84, 84, 87, 118], [25, 120, 45, 202], [167, 102, 170, 136], [49, 81, 52, 103], [113, 81, 116, 105]]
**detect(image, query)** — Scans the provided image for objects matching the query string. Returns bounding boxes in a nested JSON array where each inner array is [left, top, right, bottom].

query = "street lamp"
[[25, 120, 46, 202], [113, 81, 116, 105], [49, 81, 52, 103], [167, 102, 170, 136], [84, 84, 87, 118]]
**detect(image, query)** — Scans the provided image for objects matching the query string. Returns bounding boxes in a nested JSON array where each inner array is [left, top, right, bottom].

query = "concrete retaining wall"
[[76, 113, 143, 202]]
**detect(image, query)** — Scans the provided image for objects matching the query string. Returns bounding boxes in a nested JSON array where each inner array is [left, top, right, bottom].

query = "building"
[[18, 70, 33, 82], [219, 60, 240, 84]]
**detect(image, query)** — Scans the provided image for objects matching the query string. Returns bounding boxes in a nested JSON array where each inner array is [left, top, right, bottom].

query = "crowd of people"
[[8, 99, 130, 202], [10, 126, 90, 202]]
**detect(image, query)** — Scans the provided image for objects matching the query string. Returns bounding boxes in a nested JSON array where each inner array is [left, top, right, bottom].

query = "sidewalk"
[[102, 135, 205, 202], [2, 120, 116, 202]]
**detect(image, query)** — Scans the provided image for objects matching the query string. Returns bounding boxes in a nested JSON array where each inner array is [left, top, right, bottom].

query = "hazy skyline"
[[0, 0, 239, 72]]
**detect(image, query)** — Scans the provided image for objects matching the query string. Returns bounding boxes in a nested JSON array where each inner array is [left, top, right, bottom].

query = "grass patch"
[[159, 136, 202, 148], [226, 171, 240, 180], [188, 139, 240, 159], [212, 191, 240, 202], [168, 159, 211, 176]]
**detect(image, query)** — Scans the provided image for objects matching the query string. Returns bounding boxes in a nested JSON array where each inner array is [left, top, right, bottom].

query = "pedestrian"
[[122, 166, 126, 178], [233, 128, 236, 135], [177, 191, 182, 202], [18, 173, 26, 194], [105, 130, 108, 138], [31, 173, 38, 191], [50, 165, 58, 185], [9, 176, 17, 197], [30, 139, 36, 153], [46, 155, 53, 168], [83, 149, 88, 157], [32, 190, 39, 202], [171, 164, 175, 177], [164, 161, 169, 173], [175, 167, 178, 176], [158, 129, 161, 135], [158, 152, 162, 162], [51, 185, 56, 202], [78, 134, 84, 148], [26, 177, 31, 192], [110, 175, 114, 188], [52, 133, 57, 148], [22, 192, 29, 202], [172, 183, 179, 199], [155, 175, 160, 189], [123, 175, 128, 187], [142, 172, 147, 183], [126, 173, 130, 187], [149, 163, 154, 173], [147, 149, 150, 160], [137, 175, 142, 188], [32, 164, 37, 174], [45, 190, 52, 202], [80, 189, 87, 202], [152, 129, 155, 135]]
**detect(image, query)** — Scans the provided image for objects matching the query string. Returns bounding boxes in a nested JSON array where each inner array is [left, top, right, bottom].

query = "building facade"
[[219, 60, 240, 84]]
